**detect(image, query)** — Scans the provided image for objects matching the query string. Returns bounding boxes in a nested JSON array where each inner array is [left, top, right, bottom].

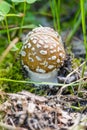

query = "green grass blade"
[[80, 0, 87, 59]]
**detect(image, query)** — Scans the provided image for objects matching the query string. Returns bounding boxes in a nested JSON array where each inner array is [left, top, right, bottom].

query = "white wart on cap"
[[21, 27, 66, 83]]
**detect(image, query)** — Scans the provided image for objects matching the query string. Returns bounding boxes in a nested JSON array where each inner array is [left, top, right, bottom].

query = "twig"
[[57, 78, 84, 96], [64, 61, 86, 84], [0, 37, 19, 63], [0, 122, 27, 130], [0, 25, 17, 29]]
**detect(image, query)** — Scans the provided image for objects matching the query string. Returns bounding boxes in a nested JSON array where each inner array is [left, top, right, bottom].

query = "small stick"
[[64, 61, 86, 84], [0, 37, 19, 63], [57, 78, 84, 96], [0, 122, 27, 130]]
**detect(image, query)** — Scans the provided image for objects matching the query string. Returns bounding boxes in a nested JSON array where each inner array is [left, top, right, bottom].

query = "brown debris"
[[0, 91, 87, 130]]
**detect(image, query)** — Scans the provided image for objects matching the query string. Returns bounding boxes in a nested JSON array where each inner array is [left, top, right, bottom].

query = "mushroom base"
[[27, 69, 58, 85]]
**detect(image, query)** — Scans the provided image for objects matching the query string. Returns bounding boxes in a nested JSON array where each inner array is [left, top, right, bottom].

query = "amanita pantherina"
[[21, 27, 66, 83]]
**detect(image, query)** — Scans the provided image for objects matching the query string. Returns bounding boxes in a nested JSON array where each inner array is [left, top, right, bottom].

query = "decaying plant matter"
[[0, 91, 87, 130]]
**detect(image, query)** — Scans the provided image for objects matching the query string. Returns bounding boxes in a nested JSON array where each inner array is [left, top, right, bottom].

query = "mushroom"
[[20, 27, 66, 84]]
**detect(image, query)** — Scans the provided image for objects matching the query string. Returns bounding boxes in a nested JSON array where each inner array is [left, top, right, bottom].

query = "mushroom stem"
[[28, 69, 58, 83]]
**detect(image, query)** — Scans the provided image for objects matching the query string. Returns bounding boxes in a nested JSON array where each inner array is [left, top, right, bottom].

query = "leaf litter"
[[0, 90, 87, 130]]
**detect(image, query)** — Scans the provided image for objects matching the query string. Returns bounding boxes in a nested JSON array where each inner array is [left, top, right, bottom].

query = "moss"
[[0, 51, 33, 93]]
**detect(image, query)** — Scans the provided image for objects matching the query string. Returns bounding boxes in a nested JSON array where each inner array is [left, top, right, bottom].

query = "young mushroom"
[[20, 27, 66, 84]]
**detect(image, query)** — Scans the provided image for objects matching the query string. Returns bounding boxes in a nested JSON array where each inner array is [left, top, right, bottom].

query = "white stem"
[[28, 69, 58, 83]]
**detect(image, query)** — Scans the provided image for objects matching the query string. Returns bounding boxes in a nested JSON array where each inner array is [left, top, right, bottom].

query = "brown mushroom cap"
[[21, 27, 66, 73]]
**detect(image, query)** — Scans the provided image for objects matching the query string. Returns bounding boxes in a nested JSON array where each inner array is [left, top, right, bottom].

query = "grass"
[[66, 14, 81, 43], [80, 0, 87, 59], [80, 0, 87, 79], [4, 16, 11, 44], [49, 0, 61, 33], [0, 77, 84, 87], [0, 24, 36, 34], [19, 1, 27, 35]]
